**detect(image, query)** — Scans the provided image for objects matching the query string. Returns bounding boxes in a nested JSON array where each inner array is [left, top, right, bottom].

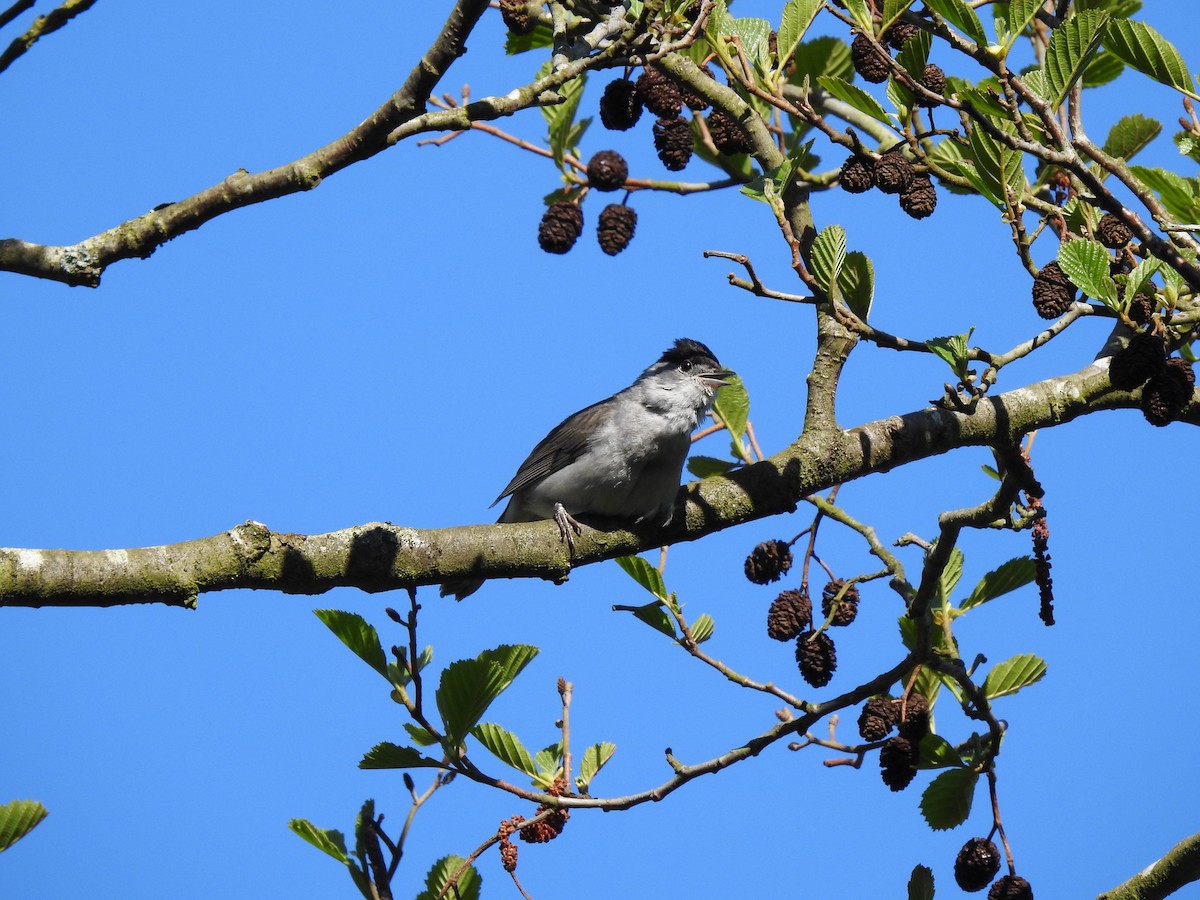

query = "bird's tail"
[[439, 577, 484, 601]]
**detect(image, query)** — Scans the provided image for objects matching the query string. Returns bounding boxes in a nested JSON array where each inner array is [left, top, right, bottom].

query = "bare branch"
[[0, 0, 98, 75]]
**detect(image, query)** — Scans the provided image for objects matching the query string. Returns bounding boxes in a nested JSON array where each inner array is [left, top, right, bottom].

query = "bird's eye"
[[679, 359, 693, 373]]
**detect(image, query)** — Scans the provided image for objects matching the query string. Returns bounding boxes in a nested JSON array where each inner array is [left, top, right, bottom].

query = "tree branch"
[[0, 0, 97, 75], [1097, 832, 1200, 900], [0, 360, 1170, 607]]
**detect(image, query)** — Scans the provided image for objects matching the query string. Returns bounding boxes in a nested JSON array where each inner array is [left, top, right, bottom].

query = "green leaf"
[[966, 120, 1026, 209], [1103, 18, 1198, 98], [1057, 239, 1119, 306], [1100, 113, 1162, 163], [961, 556, 1036, 611], [1043, 9, 1109, 107], [416, 856, 482, 900], [1005, 0, 1045, 45], [895, 27, 932, 81], [908, 864, 936, 900], [922, 0, 986, 46], [359, 742, 444, 769], [505, 23, 553, 55], [436, 644, 539, 748], [810, 224, 847, 300], [920, 768, 978, 830], [816, 75, 891, 125], [472, 722, 539, 777], [926, 329, 974, 381], [917, 733, 965, 769], [881, 0, 916, 34], [839, 251, 874, 321], [713, 374, 750, 442], [1082, 49, 1125, 86], [687, 455, 737, 478], [577, 742, 618, 791], [843, 0, 873, 31], [632, 601, 677, 638], [790, 37, 853, 85], [1177, 131, 1200, 165], [534, 741, 564, 778], [0, 800, 47, 853], [983, 653, 1048, 699], [686, 613, 715, 644], [289, 819, 349, 863], [731, 17, 772, 72], [1130, 166, 1200, 223], [616, 555, 668, 601], [775, 0, 822, 73], [314, 610, 388, 680], [1124, 254, 1164, 300], [404, 722, 439, 747], [898, 613, 918, 651], [938, 546, 964, 603], [539, 61, 587, 169]]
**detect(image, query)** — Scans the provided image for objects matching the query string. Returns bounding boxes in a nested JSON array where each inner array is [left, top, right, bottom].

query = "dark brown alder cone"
[[820, 579, 860, 626], [987, 875, 1033, 900], [858, 695, 897, 741], [599, 78, 643, 131], [884, 21, 919, 48], [707, 110, 751, 155], [898, 692, 930, 742], [519, 777, 570, 843], [879, 736, 917, 791], [596, 204, 637, 256], [851, 33, 890, 83], [1108, 331, 1165, 390], [954, 838, 1002, 892], [767, 588, 812, 640], [1141, 357, 1195, 426], [899, 174, 937, 218], [840, 154, 876, 193], [744, 539, 793, 584], [653, 116, 693, 171], [586, 150, 628, 192], [1031, 261, 1076, 319], [499, 0, 536, 35], [1097, 212, 1133, 248], [874, 151, 915, 194], [916, 63, 946, 106], [636, 66, 683, 118], [537, 201, 583, 254], [1126, 290, 1156, 325], [795, 630, 837, 687]]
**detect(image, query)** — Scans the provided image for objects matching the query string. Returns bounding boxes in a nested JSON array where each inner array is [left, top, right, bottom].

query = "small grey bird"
[[441, 338, 733, 600]]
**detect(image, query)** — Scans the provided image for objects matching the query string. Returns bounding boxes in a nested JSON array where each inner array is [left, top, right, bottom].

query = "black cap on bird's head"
[[643, 338, 734, 387]]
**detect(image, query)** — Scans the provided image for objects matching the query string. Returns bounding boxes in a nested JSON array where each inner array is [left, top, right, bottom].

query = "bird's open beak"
[[704, 370, 737, 388]]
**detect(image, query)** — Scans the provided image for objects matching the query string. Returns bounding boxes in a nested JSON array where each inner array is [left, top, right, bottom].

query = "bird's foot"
[[553, 502, 583, 554]]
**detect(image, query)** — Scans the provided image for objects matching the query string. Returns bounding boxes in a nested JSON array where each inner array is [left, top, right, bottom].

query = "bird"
[[440, 338, 734, 600]]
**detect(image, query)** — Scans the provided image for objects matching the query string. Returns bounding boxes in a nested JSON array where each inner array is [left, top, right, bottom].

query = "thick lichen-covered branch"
[[0, 360, 1176, 608]]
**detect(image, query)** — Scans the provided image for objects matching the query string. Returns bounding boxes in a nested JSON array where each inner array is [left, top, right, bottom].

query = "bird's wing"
[[491, 397, 616, 506]]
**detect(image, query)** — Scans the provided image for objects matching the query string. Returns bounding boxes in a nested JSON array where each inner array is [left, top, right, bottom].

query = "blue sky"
[[0, 2, 1198, 898]]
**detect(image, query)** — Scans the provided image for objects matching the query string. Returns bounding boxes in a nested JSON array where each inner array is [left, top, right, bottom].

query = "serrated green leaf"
[[810, 224, 847, 300], [713, 374, 749, 442], [983, 653, 1047, 699], [1177, 131, 1200, 164], [1100, 113, 1162, 163], [938, 546, 964, 603], [539, 61, 587, 169], [404, 722, 439, 747], [839, 250, 875, 321], [436, 645, 539, 748], [289, 819, 349, 863], [688, 455, 737, 478], [314, 610, 388, 680], [1130, 166, 1200, 223], [816, 75, 891, 125], [1005, 0, 1045, 46], [790, 37, 853, 86], [917, 733, 965, 769], [966, 120, 1027, 209], [881, 0, 916, 34], [686, 613, 715, 644], [616, 555, 668, 601], [898, 613, 918, 651], [1078, 0, 1141, 16], [1124, 254, 1163, 300], [534, 741, 564, 778], [926, 329, 974, 380], [843, 0, 873, 31], [505, 23, 553, 55], [416, 856, 482, 900], [731, 17, 772, 73], [472, 722, 539, 777], [1043, 9, 1109, 106], [775, 0, 822, 73], [908, 864, 935, 900], [1103, 18, 1198, 98], [923, 0, 986, 46], [1083, 49, 1125, 86], [961, 556, 1037, 610], [359, 742, 444, 769], [1058, 239, 1119, 306], [631, 601, 677, 638], [920, 768, 978, 830], [895, 27, 932, 81], [577, 741, 617, 790], [0, 800, 47, 853]]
